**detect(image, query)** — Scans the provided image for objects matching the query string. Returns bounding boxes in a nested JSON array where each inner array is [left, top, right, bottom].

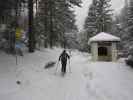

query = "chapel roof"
[[89, 32, 120, 42]]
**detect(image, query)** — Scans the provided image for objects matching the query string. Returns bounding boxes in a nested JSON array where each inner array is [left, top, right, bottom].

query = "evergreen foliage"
[[127, 1, 133, 37], [84, 0, 113, 39], [84, 0, 97, 38], [36, 0, 81, 48]]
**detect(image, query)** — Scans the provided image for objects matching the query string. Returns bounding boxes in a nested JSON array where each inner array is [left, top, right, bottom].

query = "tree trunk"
[[28, 0, 35, 52], [44, 0, 48, 48], [49, 0, 53, 48]]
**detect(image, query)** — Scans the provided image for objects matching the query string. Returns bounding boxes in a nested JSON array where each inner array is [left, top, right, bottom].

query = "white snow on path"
[[85, 61, 133, 100], [0, 48, 133, 100]]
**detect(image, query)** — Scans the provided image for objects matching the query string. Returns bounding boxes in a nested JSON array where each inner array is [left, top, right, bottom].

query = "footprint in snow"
[[83, 72, 93, 80]]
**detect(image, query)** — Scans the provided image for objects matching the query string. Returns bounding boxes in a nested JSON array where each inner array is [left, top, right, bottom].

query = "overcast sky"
[[74, 0, 125, 31]]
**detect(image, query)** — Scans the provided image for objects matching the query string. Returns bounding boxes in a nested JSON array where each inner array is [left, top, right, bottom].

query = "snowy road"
[[0, 48, 133, 100]]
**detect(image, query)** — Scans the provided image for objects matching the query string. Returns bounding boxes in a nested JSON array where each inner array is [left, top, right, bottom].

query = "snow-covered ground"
[[0, 48, 133, 100]]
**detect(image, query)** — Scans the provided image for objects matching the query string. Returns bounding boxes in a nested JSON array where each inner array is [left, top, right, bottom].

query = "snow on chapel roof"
[[89, 32, 120, 42]]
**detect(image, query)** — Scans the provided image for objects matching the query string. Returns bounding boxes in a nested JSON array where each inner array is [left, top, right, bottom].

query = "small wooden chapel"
[[89, 32, 120, 61]]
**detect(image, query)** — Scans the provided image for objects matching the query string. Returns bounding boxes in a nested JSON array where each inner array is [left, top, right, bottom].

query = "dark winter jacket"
[[59, 50, 70, 62]]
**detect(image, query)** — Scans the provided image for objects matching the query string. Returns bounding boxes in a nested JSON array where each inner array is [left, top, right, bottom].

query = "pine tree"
[[36, 0, 81, 48], [84, 0, 112, 39], [127, 0, 133, 37], [96, 0, 113, 32], [84, 0, 98, 38]]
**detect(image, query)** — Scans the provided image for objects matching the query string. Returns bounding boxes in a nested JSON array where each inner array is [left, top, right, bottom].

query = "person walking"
[[59, 50, 70, 75]]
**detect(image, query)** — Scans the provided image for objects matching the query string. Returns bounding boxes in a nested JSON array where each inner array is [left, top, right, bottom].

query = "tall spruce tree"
[[84, 0, 112, 39], [36, 0, 81, 48], [96, 0, 113, 32], [84, 0, 98, 38], [127, 0, 133, 37]]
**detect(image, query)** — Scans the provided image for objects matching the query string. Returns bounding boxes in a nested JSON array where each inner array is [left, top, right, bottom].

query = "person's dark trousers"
[[61, 61, 67, 73]]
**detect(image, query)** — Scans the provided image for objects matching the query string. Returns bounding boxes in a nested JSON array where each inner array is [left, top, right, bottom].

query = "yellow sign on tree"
[[16, 28, 22, 40]]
